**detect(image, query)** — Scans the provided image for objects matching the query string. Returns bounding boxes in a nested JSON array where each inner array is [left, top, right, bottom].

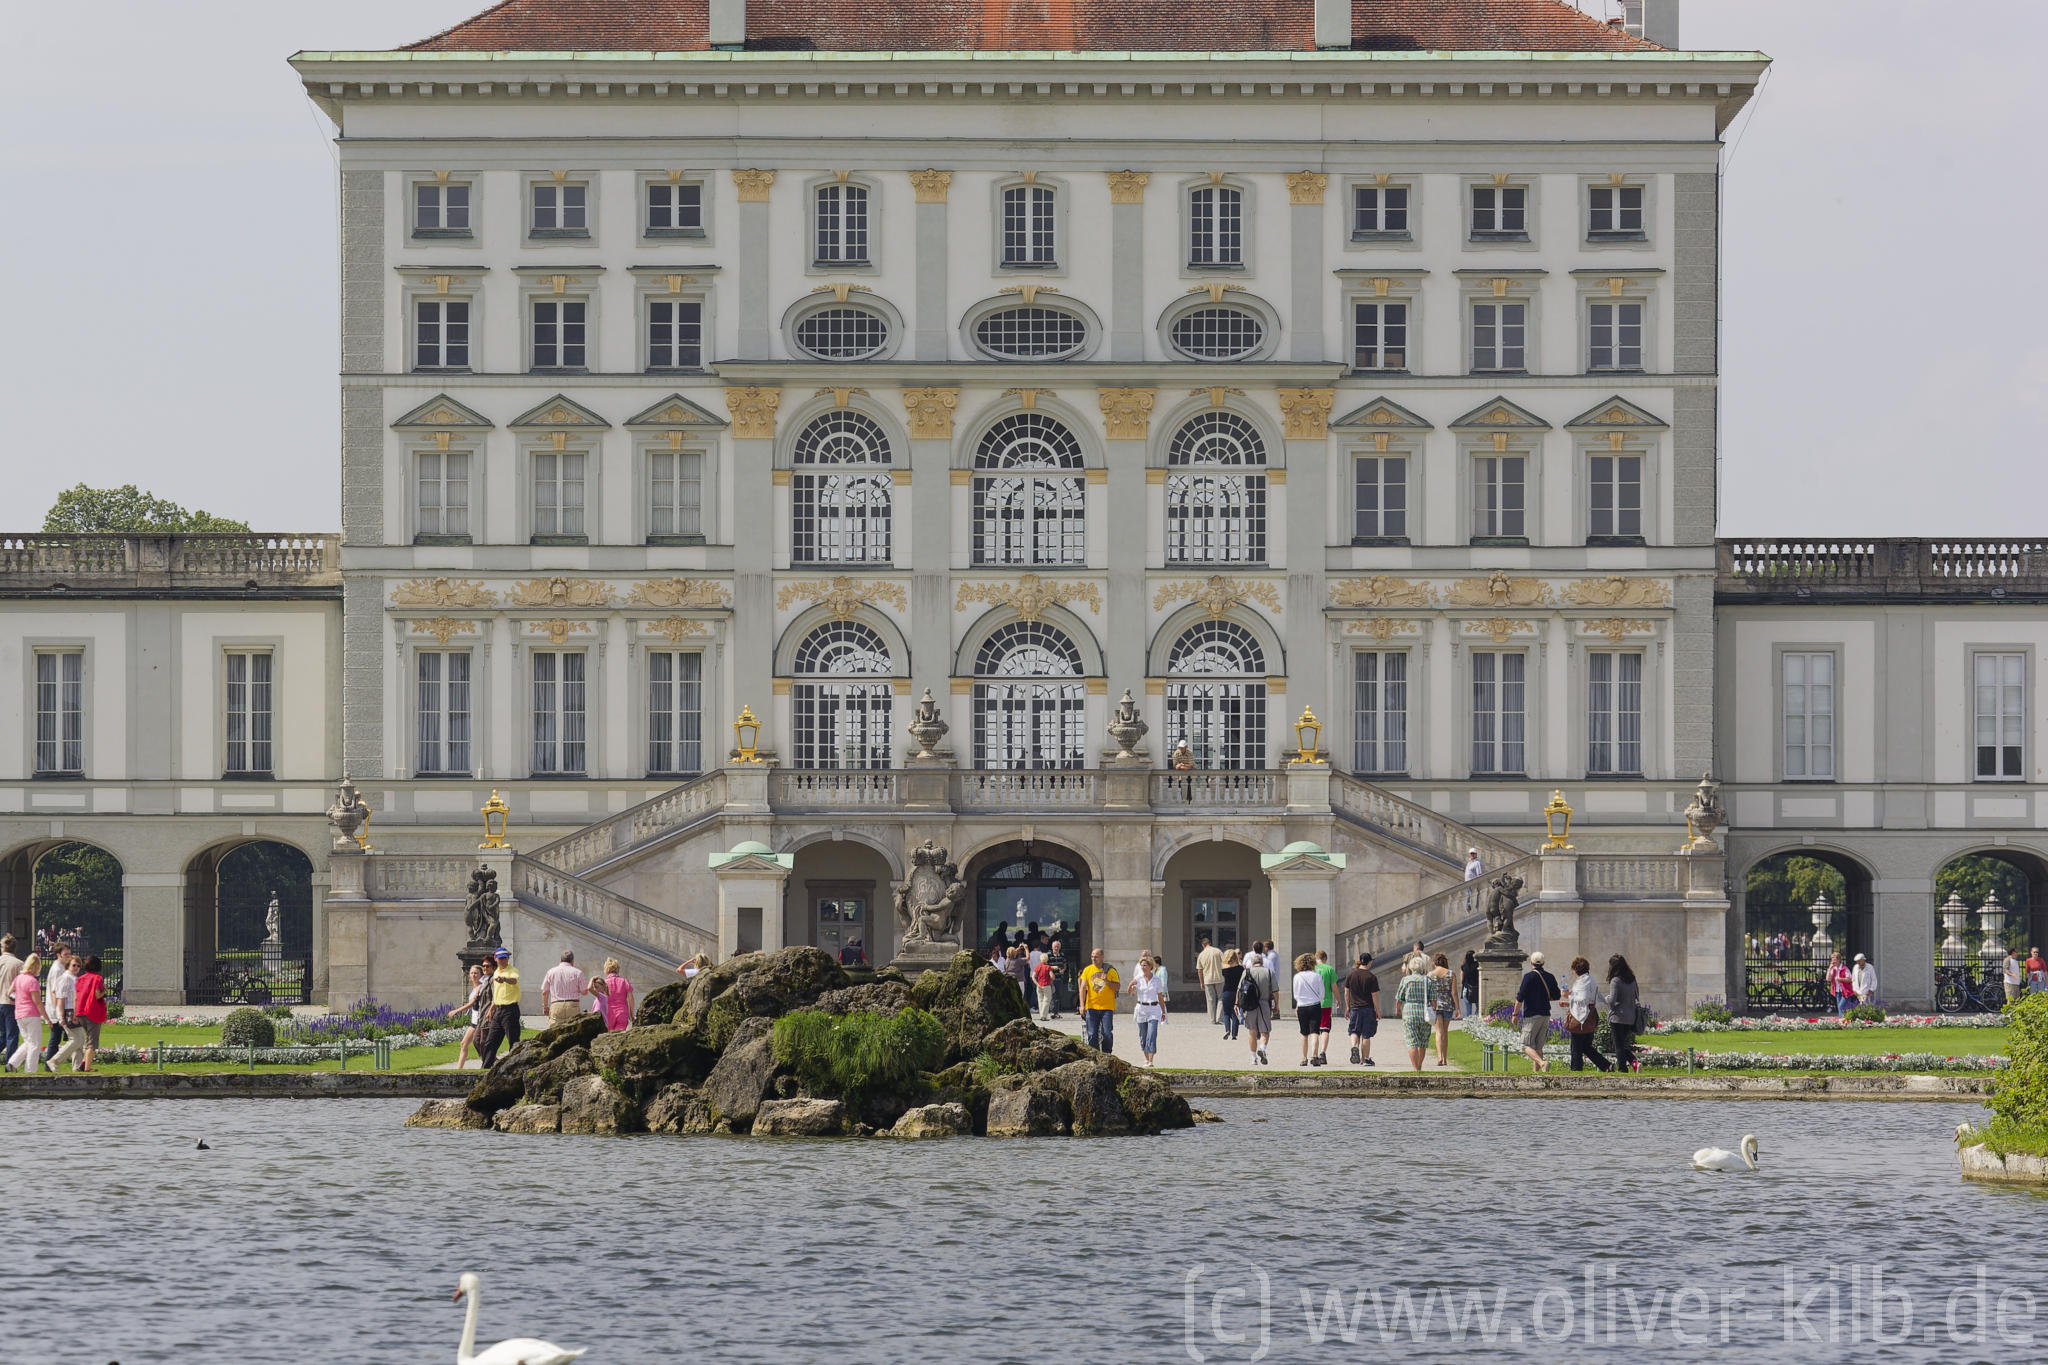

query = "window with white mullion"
[[1589, 184, 1645, 236], [1353, 456, 1407, 542], [413, 299, 470, 370], [647, 299, 703, 370], [1188, 186, 1243, 267], [648, 451, 703, 540], [1353, 650, 1409, 775], [530, 650, 588, 776], [531, 300, 587, 370], [1471, 184, 1527, 236], [1165, 474, 1265, 564], [1470, 650, 1526, 776], [1164, 621, 1269, 771], [1352, 301, 1408, 371], [33, 650, 84, 776], [530, 182, 587, 234], [1974, 652, 2026, 780], [1588, 301, 1644, 371], [1782, 652, 1835, 781], [415, 451, 470, 539], [223, 650, 274, 776], [1588, 453, 1642, 541], [815, 183, 870, 264], [1001, 185, 1057, 266], [413, 182, 470, 235], [415, 650, 472, 776], [1586, 651, 1644, 776], [1471, 302, 1526, 373], [531, 451, 586, 539], [1472, 455, 1526, 540], [793, 472, 892, 563], [971, 623, 1086, 770], [645, 181, 702, 234], [1351, 184, 1409, 236], [646, 650, 703, 777]]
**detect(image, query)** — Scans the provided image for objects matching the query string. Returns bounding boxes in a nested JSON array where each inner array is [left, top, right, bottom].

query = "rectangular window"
[[1472, 456, 1526, 540], [1353, 651, 1409, 775], [1783, 652, 1835, 780], [645, 181, 703, 234], [1587, 652, 1644, 776], [1353, 456, 1408, 541], [648, 451, 703, 540], [531, 451, 586, 540], [1352, 301, 1408, 371], [1352, 184, 1409, 236], [413, 299, 469, 370], [814, 183, 870, 264], [1001, 185, 1057, 266], [646, 650, 703, 776], [531, 300, 587, 370], [1588, 454, 1643, 541], [1974, 652, 2026, 779], [531, 651, 588, 776], [1188, 186, 1243, 266], [531, 181, 587, 234], [971, 473, 1085, 566], [793, 472, 893, 564], [33, 650, 83, 775], [1589, 184, 1645, 236], [415, 451, 470, 539], [1471, 302, 1526, 372], [413, 181, 470, 235], [415, 650, 472, 776], [1471, 651, 1526, 776], [647, 299, 703, 370], [223, 650, 274, 776], [1589, 301, 1644, 371], [1471, 184, 1528, 237]]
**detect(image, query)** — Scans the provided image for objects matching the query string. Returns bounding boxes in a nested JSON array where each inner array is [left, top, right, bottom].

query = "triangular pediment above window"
[[508, 394, 611, 430], [1564, 396, 1670, 431], [1331, 397, 1433, 431], [624, 393, 729, 430], [1449, 396, 1551, 431], [391, 394, 493, 430]]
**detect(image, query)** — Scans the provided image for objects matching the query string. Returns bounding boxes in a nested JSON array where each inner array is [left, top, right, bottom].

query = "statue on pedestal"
[[906, 688, 950, 758], [892, 840, 966, 955], [1483, 872, 1525, 952], [463, 865, 502, 950], [263, 893, 282, 944], [326, 776, 371, 852]]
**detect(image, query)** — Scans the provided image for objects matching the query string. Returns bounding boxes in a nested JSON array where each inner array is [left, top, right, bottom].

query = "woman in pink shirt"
[[592, 957, 634, 1032], [8, 953, 45, 1073]]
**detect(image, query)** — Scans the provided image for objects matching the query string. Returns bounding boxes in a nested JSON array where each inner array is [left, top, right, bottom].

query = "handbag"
[[1563, 1005, 1598, 1036]]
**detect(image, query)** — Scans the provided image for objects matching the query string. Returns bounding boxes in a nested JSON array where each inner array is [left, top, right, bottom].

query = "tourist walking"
[[1428, 953, 1456, 1066], [1606, 954, 1643, 1072], [1562, 957, 1612, 1073], [1310, 950, 1337, 1065], [1825, 951, 1854, 1017], [0, 935, 21, 1071], [7, 953, 45, 1074], [593, 958, 634, 1031], [1343, 952, 1381, 1066], [1032, 952, 1056, 1021], [1045, 939, 1069, 1017], [540, 950, 588, 1028], [45, 949, 82, 1071], [1079, 948, 1120, 1054], [1197, 935, 1225, 1024], [2004, 948, 2026, 1005], [1464, 847, 1484, 913], [40, 946, 73, 1066], [476, 948, 522, 1067], [1238, 949, 1274, 1064], [1513, 951, 1560, 1072], [446, 964, 489, 1068], [2028, 946, 2047, 995], [1218, 948, 1245, 1041], [1458, 950, 1479, 1019], [71, 955, 108, 1073], [1003, 944, 1032, 1008], [1261, 940, 1280, 988], [1851, 952, 1878, 1006], [1027, 940, 1046, 1015], [1290, 954, 1324, 1066], [1127, 957, 1168, 1067], [1394, 955, 1432, 1072]]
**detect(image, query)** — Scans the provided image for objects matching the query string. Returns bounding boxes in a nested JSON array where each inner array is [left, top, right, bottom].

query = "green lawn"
[[3, 1023, 467, 1076]]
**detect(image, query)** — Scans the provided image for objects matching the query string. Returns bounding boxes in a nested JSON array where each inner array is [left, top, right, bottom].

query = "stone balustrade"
[[1718, 538, 2048, 600], [1330, 773, 1525, 869], [774, 770, 902, 809], [0, 533, 340, 590], [526, 770, 728, 875], [363, 855, 474, 899], [512, 856, 716, 964], [952, 770, 1099, 810]]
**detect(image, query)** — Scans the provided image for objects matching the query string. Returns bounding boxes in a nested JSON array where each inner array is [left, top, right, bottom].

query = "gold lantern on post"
[[1291, 706, 1325, 765], [733, 705, 764, 764], [478, 789, 511, 850], [1541, 789, 1575, 850]]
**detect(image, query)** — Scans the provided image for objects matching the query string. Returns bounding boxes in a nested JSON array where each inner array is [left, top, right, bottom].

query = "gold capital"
[[724, 386, 782, 440], [909, 169, 953, 203], [901, 387, 960, 440], [1286, 171, 1328, 205], [731, 168, 776, 202], [1106, 170, 1150, 205]]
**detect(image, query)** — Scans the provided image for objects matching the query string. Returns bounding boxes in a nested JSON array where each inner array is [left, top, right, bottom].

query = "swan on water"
[[453, 1273, 586, 1365], [1691, 1134, 1760, 1172]]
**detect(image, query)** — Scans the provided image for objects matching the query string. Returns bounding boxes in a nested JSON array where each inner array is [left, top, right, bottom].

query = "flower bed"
[[1652, 1014, 2008, 1034], [1459, 1019, 2005, 1072], [95, 1027, 468, 1067], [280, 1001, 462, 1043]]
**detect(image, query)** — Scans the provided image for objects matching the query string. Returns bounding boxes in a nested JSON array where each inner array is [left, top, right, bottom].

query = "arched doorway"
[[0, 840, 125, 992], [786, 837, 896, 968], [968, 841, 1090, 1010], [1161, 838, 1269, 987], [183, 840, 314, 1005], [1932, 850, 2045, 1013], [1740, 850, 1872, 1012]]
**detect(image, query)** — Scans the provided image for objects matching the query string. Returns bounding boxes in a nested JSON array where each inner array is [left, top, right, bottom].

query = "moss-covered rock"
[[643, 1083, 713, 1135], [984, 1075, 1071, 1137], [701, 1016, 784, 1132], [889, 1101, 972, 1139], [590, 1022, 715, 1099], [492, 1103, 561, 1134], [534, 1011, 608, 1058], [680, 946, 851, 1053], [753, 1097, 847, 1137], [909, 951, 1029, 1062], [522, 1045, 594, 1106], [559, 1075, 640, 1135], [811, 980, 915, 1017], [1046, 1060, 1132, 1135], [1117, 1072, 1195, 1133], [634, 980, 691, 1028], [978, 1017, 1091, 1075], [467, 1044, 544, 1116], [404, 1099, 488, 1130]]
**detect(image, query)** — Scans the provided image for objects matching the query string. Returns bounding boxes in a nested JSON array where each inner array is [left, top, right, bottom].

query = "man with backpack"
[[1237, 950, 1275, 1065]]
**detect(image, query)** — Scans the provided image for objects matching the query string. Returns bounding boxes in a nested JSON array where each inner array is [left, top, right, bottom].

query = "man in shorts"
[[1343, 952, 1382, 1066], [1312, 949, 1338, 1066], [1513, 950, 1560, 1073]]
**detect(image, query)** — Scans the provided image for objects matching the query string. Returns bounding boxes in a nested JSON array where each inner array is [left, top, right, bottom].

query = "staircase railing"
[[524, 770, 728, 876], [512, 855, 716, 967], [1330, 772, 1525, 870], [1334, 852, 1541, 969]]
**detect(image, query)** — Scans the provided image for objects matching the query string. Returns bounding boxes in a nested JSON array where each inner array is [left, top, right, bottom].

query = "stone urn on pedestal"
[[1807, 890, 1836, 960], [457, 864, 504, 991], [1682, 772, 1724, 851], [906, 688, 950, 759], [326, 776, 371, 852], [1978, 891, 2008, 980], [1939, 892, 1972, 961], [1106, 689, 1150, 767]]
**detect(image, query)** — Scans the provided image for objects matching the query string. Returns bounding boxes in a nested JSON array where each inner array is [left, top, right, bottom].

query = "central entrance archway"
[[1740, 849, 1872, 1013], [182, 840, 314, 1005], [969, 841, 1091, 1012]]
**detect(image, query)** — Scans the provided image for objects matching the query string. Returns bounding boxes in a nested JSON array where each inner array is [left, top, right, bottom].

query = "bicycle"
[[1934, 964, 2004, 1015]]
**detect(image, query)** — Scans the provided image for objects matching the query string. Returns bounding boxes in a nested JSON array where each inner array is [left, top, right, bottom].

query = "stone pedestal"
[[889, 943, 964, 976], [323, 848, 370, 1006], [456, 945, 497, 997], [1284, 763, 1332, 814], [261, 937, 283, 973], [900, 754, 954, 811], [1476, 948, 1528, 1017], [1100, 758, 1151, 812]]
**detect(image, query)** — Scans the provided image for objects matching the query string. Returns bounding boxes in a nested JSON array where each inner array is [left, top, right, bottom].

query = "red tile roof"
[[405, 1, 1662, 54]]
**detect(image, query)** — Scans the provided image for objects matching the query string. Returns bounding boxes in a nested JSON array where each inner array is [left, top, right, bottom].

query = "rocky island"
[[407, 947, 1194, 1139]]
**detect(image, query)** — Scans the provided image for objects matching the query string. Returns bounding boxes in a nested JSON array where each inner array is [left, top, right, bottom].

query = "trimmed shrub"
[[220, 1007, 277, 1048], [1691, 995, 1735, 1024], [1842, 1002, 1886, 1024], [1989, 992, 2048, 1131], [771, 1007, 946, 1110]]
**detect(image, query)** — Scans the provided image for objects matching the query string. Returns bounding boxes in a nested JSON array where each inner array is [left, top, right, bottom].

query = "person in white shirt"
[[1463, 848, 1484, 913], [46, 953, 84, 1071], [540, 950, 590, 1027], [1562, 957, 1613, 1073], [1290, 955, 1325, 1066], [0, 935, 22, 1072], [1851, 953, 1878, 1006], [1125, 956, 1169, 1067], [2003, 950, 2025, 1004]]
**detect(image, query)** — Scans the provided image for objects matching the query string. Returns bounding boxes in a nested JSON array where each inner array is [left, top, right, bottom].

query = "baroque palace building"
[[4, 2, 2039, 1013]]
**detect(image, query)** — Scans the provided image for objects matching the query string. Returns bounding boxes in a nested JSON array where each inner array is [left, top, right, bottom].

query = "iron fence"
[[1742, 953, 1831, 1014], [184, 949, 313, 1006]]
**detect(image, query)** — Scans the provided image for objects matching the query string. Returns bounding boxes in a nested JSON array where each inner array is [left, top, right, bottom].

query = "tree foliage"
[[43, 483, 249, 534], [32, 842, 124, 949], [1744, 854, 1848, 928], [1989, 992, 2048, 1132], [216, 841, 314, 950], [1935, 854, 2030, 915]]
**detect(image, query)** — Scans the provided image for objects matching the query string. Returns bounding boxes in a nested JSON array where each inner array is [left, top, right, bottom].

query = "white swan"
[[453, 1273, 587, 1365], [1691, 1134, 1760, 1172]]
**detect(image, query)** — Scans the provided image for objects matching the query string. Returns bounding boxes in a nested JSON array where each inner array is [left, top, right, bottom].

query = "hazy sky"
[[6, 1, 2041, 535]]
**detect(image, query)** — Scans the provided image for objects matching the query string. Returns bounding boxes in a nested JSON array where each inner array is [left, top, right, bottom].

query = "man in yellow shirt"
[[1078, 947, 1120, 1054], [478, 947, 523, 1066]]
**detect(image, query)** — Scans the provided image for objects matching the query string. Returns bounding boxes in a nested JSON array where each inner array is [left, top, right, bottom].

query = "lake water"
[[4, 1096, 2041, 1363]]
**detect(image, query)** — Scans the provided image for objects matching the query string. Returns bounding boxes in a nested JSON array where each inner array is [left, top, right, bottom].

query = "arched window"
[[1165, 411, 1267, 564], [972, 621, 1086, 770], [1165, 620, 1268, 770], [971, 412, 1086, 566], [791, 620, 895, 769], [792, 410, 893, 564]]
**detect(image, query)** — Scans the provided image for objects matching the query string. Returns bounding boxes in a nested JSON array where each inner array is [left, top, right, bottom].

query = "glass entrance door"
[[1188, 894, 1242, 978], [816, 892, 869, 967]]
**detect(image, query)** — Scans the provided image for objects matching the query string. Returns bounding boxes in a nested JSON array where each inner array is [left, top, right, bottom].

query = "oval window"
[[794, 306, 890, 360], [972, 306, 1090, 361], [1167, 306, 1266, 361]]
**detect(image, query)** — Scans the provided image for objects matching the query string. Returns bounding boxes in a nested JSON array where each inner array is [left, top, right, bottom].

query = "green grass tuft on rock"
[[771, 1007, 946, 1111]]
